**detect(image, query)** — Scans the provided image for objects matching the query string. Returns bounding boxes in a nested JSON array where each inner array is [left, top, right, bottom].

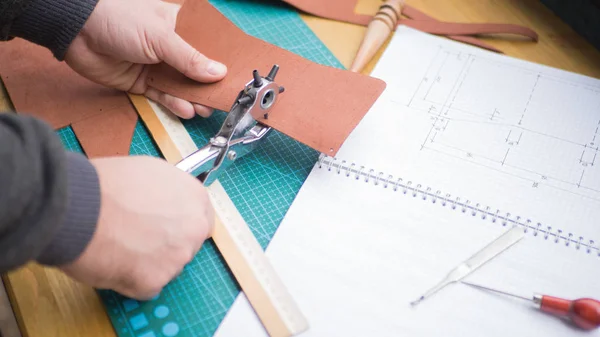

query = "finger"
[[117, 270, 172, 301], [114, 277, 161, 301], [156, 33, 227, 83], [145, 87, 195, 119], [128, 65, 150, 95], [117, 285, 161, 302], [193, 104, 213, 118]]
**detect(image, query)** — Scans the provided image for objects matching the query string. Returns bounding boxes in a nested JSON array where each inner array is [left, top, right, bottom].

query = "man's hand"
[[60, 0, 219, 299], [60, 156, 215, 300], [64, 0, 224, 119]]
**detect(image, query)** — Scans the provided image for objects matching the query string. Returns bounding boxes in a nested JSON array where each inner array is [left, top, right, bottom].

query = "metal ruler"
[[130, 94, 309, 337]]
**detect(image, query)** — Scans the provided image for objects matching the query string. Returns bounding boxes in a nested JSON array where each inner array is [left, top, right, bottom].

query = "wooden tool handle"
[[349, 0, 404, 72], [373, 0, 403, 30]]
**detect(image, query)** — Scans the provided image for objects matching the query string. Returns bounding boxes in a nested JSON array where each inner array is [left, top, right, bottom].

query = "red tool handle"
[[540, 296, 600, 330]]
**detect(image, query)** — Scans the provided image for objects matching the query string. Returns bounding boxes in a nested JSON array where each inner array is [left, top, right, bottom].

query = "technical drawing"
[[403, 47, 600, 201]]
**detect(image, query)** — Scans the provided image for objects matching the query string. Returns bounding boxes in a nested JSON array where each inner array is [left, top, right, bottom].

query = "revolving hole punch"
[[175, 65, 285, 184]]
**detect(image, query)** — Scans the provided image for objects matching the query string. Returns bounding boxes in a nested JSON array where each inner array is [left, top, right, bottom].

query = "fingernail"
[[207, 61, 227, 75]]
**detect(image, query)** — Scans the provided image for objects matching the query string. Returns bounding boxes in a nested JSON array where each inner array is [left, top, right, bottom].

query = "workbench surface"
[[1, 0, 599, 336]]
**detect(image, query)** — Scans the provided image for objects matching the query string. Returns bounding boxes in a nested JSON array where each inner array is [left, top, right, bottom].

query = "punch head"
[[279, 86, 285, 93], [266, 64, 280, 81], [349, 0, 404, 73], [253, 70, 263, 87]]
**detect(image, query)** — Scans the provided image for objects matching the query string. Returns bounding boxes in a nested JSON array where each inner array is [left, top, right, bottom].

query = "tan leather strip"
[[402, 6, 502, 53], [281, 0, 537, 52], [399, 5, 502, 52], [443, 35, 502, 53], [398, 6, 505, 53], [398, 20, 539, 39]]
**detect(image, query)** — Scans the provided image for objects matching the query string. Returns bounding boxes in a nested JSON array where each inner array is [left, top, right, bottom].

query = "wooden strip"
[[0, 79, 14, 112], [208, 183, 308, 337], [211, 218, 291, 336], [146, 99, 198, 158], [3, 264, 115, 337], [0, 276, 21, 337]]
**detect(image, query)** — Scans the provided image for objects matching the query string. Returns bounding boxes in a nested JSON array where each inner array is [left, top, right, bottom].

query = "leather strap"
[[282, 0, 538, 53], [400, 6, 501, 52]]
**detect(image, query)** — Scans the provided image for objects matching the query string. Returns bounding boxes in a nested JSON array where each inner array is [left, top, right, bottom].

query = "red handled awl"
[[462, 281, 600, 330]]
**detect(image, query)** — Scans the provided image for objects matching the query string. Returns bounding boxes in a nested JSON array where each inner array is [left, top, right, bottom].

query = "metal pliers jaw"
[[175, 65, 285, 185]]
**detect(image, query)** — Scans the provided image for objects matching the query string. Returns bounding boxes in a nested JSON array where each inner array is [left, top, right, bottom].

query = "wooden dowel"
[[350, 0, 404, 73]]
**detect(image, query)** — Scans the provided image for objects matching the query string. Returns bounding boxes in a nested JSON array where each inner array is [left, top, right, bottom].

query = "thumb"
[[157, 32, 227, 83]]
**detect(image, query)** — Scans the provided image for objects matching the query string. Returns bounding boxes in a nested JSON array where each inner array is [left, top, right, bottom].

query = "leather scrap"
[[147, 0, 386, 155], [72, 105, 138, 158], [282, 0, 538, 53], [0, 38, 138, 158]]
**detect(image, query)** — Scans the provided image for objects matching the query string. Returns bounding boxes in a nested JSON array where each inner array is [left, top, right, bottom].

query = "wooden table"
[[1, 0, 600, 336]]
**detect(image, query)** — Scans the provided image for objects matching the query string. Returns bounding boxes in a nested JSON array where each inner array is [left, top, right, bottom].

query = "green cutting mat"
[[58, 1, 344, 336]]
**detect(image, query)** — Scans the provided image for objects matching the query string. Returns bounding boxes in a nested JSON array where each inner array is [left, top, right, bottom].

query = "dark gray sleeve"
[[0, 113, 100, 272], [0, 0, 99, 60]]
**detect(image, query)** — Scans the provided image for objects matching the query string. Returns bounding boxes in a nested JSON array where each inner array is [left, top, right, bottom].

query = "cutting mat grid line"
[[58, 1, 344, 336]]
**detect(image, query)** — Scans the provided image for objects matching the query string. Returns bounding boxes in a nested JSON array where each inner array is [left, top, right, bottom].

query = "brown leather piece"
[[282, 0, 538, 53], [147, 0, 386, 155], [72, 104, 138, 158], [0, 39, 138, 158]]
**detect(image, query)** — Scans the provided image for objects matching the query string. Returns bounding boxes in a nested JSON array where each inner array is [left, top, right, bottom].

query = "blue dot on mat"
[[137, 331, 157, 337], [129, 313, 149, 330], [154, 305, 169, 319], [162, 322, 179, 336], [122, 299, 139, 312]]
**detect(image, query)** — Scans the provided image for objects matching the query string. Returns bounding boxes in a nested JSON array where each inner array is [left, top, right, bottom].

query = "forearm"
[[0, 0, 99, 59], [0, 113, 100, 272]]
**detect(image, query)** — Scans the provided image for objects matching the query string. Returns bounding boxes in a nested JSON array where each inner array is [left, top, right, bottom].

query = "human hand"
[[64, 0, 225, 119], [59, 156, 215, 300]]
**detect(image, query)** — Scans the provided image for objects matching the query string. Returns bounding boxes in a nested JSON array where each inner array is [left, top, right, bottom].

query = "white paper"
[[214, 27, 600, 337]]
